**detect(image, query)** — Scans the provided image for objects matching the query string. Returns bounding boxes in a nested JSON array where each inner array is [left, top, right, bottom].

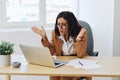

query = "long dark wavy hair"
[[54, 11, 83, 39]]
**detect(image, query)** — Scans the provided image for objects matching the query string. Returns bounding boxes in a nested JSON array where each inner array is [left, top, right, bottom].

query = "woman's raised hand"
[[76, 28, 86, 41], [31, 26, 46, 38]]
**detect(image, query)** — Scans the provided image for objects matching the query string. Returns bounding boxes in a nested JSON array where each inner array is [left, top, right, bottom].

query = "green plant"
[[0, 41, 14, 55]]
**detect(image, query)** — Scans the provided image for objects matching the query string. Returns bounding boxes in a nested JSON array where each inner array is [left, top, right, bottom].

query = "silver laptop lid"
[[19, 44, 56, 67]]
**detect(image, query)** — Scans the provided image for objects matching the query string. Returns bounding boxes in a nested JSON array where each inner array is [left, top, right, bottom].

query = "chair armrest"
[[88, 51, 99, 56], [76, 77, 86, 80], [92, 51, 99, 56]]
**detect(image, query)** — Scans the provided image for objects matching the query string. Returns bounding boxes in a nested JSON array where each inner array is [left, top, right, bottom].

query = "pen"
[[79, 61, 84, 66]]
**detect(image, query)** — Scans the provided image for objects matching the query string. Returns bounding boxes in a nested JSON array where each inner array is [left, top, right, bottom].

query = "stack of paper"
[[66, 59, 102, 70]]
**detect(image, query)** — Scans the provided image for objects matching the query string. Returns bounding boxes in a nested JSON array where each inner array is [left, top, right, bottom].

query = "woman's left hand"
[[76, 28, 86, 41]]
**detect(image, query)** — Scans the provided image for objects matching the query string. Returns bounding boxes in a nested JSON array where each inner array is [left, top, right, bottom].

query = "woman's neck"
[[64, 34, 69, 42]]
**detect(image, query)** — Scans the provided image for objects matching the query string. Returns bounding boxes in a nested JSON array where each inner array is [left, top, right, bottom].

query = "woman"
[[31, 11, 91, 80]]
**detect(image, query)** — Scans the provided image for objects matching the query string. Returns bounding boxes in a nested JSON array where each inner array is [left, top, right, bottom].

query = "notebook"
[[19, 44, 66, 68]]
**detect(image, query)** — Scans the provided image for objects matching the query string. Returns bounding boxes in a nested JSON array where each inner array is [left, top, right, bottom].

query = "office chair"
[[78, 20, 98, 56], [77, 20, 99, 80]]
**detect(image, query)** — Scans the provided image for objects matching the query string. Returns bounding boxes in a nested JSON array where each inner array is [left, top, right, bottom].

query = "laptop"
[[19, 44, 66, 68]]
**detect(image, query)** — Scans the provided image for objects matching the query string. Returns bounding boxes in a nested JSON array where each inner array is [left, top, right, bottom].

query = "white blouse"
[[59, 35, 76, 55]]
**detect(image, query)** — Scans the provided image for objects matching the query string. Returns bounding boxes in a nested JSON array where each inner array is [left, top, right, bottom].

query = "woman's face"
[[57, 17, 68, 36]]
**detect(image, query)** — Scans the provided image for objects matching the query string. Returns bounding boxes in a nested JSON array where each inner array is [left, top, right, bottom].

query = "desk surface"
[[0, 55, 120, 77]]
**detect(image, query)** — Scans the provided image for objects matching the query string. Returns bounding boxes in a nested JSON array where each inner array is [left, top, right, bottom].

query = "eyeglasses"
[[57, 23, 68, 29]]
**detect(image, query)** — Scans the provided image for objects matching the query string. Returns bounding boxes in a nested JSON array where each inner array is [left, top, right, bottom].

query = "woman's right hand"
[[31, 26, 46, 39]]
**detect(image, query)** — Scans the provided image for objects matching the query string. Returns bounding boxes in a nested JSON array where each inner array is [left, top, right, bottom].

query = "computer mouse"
[[11, 62, 21, 68]]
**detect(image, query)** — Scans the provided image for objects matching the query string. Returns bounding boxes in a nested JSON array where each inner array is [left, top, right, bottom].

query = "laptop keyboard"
[[54, 62, 61, 65], [54, 60, 61, 65], [54, 60, 67, 66]]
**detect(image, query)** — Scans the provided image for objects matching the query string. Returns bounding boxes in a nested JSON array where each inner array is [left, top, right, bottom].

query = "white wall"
[[0, 28, 52, 55], [79, 0, 114, 57]]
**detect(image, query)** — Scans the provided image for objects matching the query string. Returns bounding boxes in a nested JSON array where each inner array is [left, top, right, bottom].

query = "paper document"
[[66, 58, 102, 69]]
